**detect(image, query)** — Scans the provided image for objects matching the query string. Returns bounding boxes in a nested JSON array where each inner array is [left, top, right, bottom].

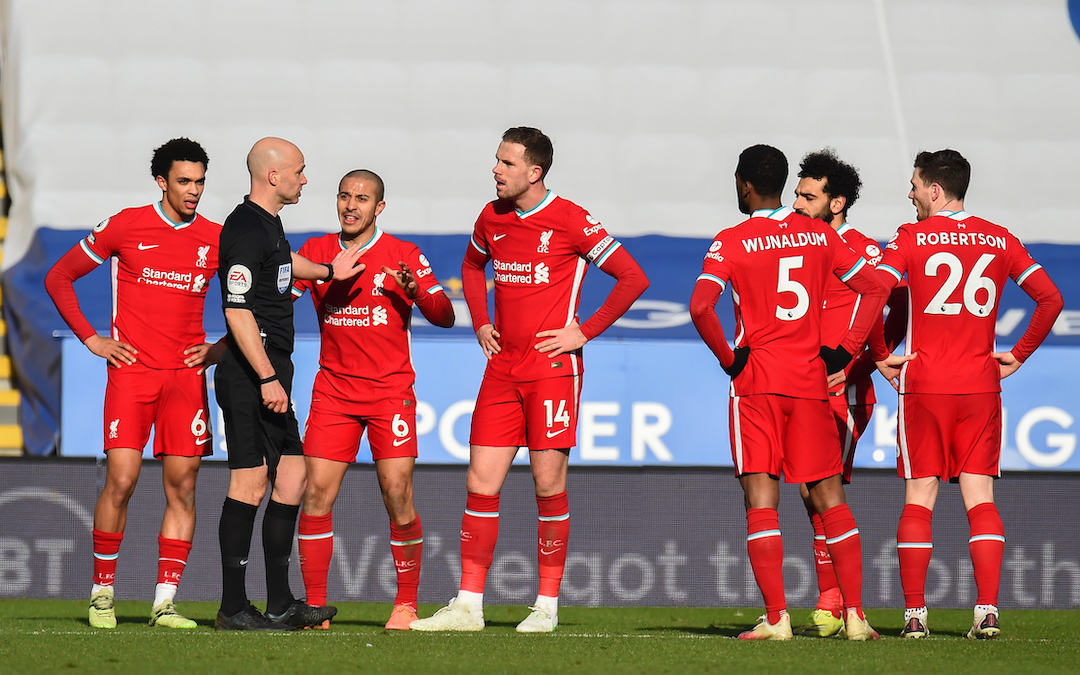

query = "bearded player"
[[293, 169, 455, 630], [45, 138, 222, 629], [411, 126, 649, 633], [790, 149, 907, 636], [873, 149, 1062, 639]]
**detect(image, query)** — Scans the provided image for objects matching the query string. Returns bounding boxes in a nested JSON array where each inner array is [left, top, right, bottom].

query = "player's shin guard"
[[219, 498, 257, 616], [967, 502, 1005, 607], [262, 500, 300, 616], [92, 529, 123, 589], [155, 536, 191, 604], [746, 508, 785, 625], [298, 512, 334, 607], [821, 504, 865, 618], [389, 516, 423, 608], [536, 491, 569, 598], [897, 504, 934, 610], [460, 493, 500, 594], [807, 508, 842, 614]]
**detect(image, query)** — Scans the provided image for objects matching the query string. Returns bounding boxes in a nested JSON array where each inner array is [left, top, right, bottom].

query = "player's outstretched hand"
[[330, 243, 367, 281], [992, 350, 1022, 379], [261, 380, 289, 414], [85, 334, 138, 368], [184, 338, 228, 375], [381, 261, 418, 298], [535, 321, 587, 358], [875, 352, 916, 391], [476, 323, 501, 360]]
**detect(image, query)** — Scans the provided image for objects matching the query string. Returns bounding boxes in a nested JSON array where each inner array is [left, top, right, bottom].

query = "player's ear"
[[267, 169, 278, 187], [155, 175, 168, 192], [528, 165, 544, 185], [374, 201, 386, 217], [831, 195, 847, 217]]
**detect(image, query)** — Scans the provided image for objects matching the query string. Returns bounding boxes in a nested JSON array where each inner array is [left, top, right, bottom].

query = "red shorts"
[[897, 392, 1002, 481], [470, 375, 580, 450], [829, 391, 874, 483], [729, 394, 842, 484], [103, 363, 212, 458], [302, 379, 418, 462]]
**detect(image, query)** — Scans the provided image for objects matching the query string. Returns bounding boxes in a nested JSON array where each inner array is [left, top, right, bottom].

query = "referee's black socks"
[[219, 497, 258, 616], [263, 500, 300, 616]]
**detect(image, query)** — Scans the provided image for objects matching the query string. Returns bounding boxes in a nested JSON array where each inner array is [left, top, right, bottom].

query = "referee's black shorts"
[[214, 347, 302, 470]]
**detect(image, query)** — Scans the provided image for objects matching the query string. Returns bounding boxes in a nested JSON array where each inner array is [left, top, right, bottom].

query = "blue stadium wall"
[[8, 229, 1080, 472]]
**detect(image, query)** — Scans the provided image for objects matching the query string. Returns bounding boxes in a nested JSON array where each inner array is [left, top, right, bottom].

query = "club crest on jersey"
[[227, 265, 253, 294], [108, 419, 119, 439], [277, 263, 291, 294], [193, 274, 206, 293], [538, 230, 553, 254], [196, 245, 210, 268], [372, 272, 387, 296]]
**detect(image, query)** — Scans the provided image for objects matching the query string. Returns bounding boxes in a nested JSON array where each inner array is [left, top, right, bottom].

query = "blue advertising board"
[[60, 336, 1078, 471]]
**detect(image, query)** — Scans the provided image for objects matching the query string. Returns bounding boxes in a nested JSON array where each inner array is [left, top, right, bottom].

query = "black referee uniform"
[[214, 196, 303, 470]]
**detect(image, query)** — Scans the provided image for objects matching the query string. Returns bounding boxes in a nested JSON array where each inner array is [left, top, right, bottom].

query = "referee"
[[214, 137, 364, 631]]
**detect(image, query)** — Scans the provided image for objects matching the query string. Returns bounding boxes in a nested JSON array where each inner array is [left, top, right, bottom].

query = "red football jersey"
[[697, 206, 869, 399], [821, 223, 885, 406], [878, 210, 1044, 394], [78, 203, 220, 369], [464, 191, 624, 382], [292, 228, 446, 401]]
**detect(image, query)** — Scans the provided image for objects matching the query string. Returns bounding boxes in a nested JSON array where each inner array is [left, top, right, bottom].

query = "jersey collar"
[[339, 224, 383, 252], [517, 190, 557, 219], [751, 205, 794, 221], [937, 210, 970, 220], [153, 201, 196, 230]]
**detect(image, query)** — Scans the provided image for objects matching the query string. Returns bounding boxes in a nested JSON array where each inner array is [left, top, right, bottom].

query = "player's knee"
[[104, 473, 139, 502]]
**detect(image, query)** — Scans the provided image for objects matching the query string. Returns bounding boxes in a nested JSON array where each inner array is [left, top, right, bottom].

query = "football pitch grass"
[[1, 600, 1076, 674]]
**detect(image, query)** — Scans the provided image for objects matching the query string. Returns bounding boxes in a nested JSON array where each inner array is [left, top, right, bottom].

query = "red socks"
[[746, 508, 785, 624], [390, 516, 424, 608], [92, 529, 123, 587], [537, 492, 570, 598], [821, 504, 865, 618], [156, 536, 191, 588], [298, 512, 334, 606], [807, 509, 842, 614], [897, 503, 933, 610], [460, 493, 500, 593], [967, 502, 1005, 607]]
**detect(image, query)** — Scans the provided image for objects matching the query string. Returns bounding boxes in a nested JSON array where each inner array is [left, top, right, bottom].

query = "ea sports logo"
[[226, 265, 253, 294]]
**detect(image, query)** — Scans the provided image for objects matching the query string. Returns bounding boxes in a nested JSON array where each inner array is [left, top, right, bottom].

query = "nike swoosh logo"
[[540, 547, 562, 556], [195, 437, 211, 445], [137, 243, 160, 250], [493, 233, 507, 241], [239, 558, 248, 567], [546, 428, 568, 438], [393, 437, 412, 447]]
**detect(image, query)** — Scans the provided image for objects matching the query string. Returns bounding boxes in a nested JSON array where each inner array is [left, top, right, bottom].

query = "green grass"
[[0, 600, 1077, 674]]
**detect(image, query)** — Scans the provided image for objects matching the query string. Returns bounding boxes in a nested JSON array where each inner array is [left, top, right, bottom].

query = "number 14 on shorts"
[[544, 399, 570, 437]]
